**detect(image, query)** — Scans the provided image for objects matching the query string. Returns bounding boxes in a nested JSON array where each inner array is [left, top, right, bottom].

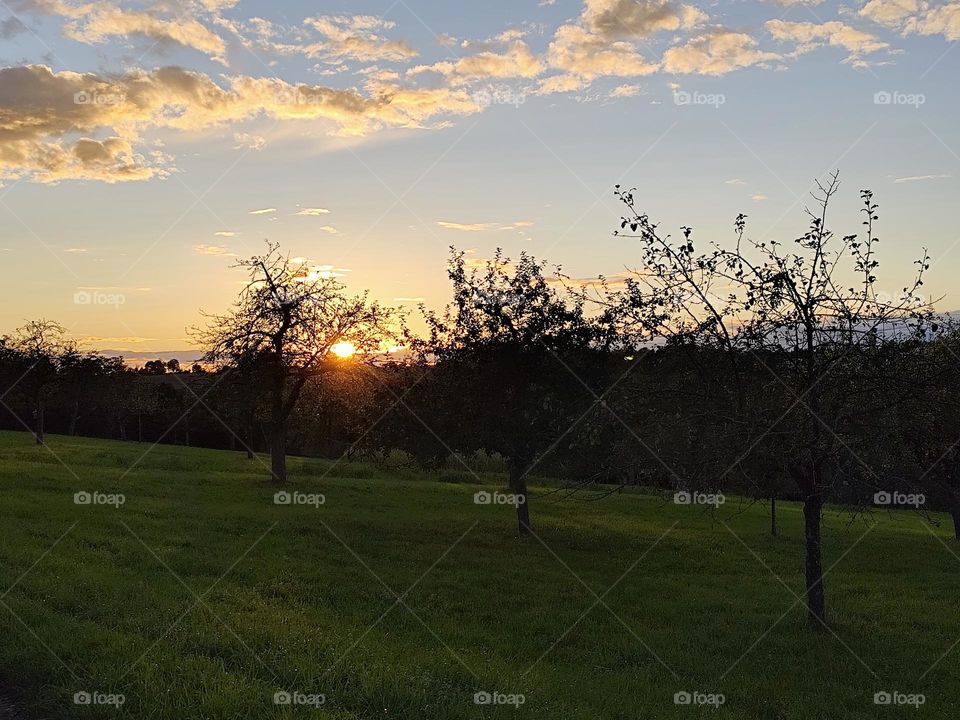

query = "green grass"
[[0, 430, 957, 719]]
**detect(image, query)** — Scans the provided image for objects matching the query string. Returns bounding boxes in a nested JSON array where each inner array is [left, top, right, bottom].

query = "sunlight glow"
[[330, 341, 356, 358]]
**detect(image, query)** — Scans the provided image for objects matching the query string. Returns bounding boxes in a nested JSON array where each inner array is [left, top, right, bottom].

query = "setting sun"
[[330, 341, 356, 358]]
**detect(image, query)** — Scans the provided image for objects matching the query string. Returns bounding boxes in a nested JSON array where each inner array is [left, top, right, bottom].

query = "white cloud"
[[893, 173, 952, 183], [249, 207, 276, 215], [663, 29, 781, 75], [305, 15, 418, 63], [194, 243, 234, 255], [610, 83, 641, 97], [294, 207, 331, 215], [766, 19, 888, 61]]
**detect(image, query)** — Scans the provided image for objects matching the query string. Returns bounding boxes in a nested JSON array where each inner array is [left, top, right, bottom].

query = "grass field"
[[0, 430, 957, 719]]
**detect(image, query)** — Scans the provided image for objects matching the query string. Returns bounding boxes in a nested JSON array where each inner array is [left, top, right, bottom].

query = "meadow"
[[0, 430, 956, 719]]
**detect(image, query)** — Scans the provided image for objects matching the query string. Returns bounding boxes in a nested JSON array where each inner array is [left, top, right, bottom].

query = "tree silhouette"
[[611, 172, 936, 625], [195, 240, 397, 483], [419, 248, 611, 535]]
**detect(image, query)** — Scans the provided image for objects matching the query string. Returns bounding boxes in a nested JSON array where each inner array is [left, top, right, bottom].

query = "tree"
[[195, 240, 397, 483], [3, 320, 75, 445], [418, 248, 613, 535], [611, 172, 936, 625]]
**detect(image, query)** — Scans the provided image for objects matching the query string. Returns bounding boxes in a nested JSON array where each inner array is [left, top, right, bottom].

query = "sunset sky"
[[0, 0, 957, 360]]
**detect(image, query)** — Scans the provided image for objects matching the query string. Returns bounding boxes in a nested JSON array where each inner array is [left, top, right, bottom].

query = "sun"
[[330, 341, 356, 358]]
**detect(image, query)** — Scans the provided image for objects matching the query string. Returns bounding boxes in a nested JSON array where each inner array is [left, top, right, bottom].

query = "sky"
[[0, 0, 957, 360]]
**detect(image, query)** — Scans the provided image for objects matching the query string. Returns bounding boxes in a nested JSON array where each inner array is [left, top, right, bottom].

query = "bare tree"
[[4, 320, 75, 445], [195, 241, 398, 483], [611, 172, 936, 625]]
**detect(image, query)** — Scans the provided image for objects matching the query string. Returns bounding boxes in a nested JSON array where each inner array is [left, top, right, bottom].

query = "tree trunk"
[[803, 493, 826, 626], [34, 398, 44, 445], [68, 394, 80, 436], [770, 494, 778, 537], [950, 493, 960, 541], [271, 424, 287, 483], [137, 413, 143, 443], [508, 461, 532, 536]]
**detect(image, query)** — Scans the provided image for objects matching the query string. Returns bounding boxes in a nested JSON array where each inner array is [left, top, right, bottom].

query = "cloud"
[[0, 16, 27, 38], [438, 220, 500, 232], [893, 173, 952, 183], [65, 247, 88, 253], [213, 230, 237, 236], [766, 19, 888, 61], [610, 83, 641, 97], [859, 0, 960, 41], [233, 132, 265, 150], [294, 207, 331, 215], [537, 73, 590, 95], [539, 0, 705, 89], [725, 178, 747, 185], [17, 0, 227, 62], [751, 194, 768, 201], [581, 0, 707, 40], [859, 0, 922, 28], [305, 15, 418, 63], [546, 24, 660, 81], [438, 220, 533, 231], [193, 243, 234, 255], [0, 64, 487, 182], [662, 29, 781, 75], [249, 207, 276, 215], [408, 41, 543, 84]]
